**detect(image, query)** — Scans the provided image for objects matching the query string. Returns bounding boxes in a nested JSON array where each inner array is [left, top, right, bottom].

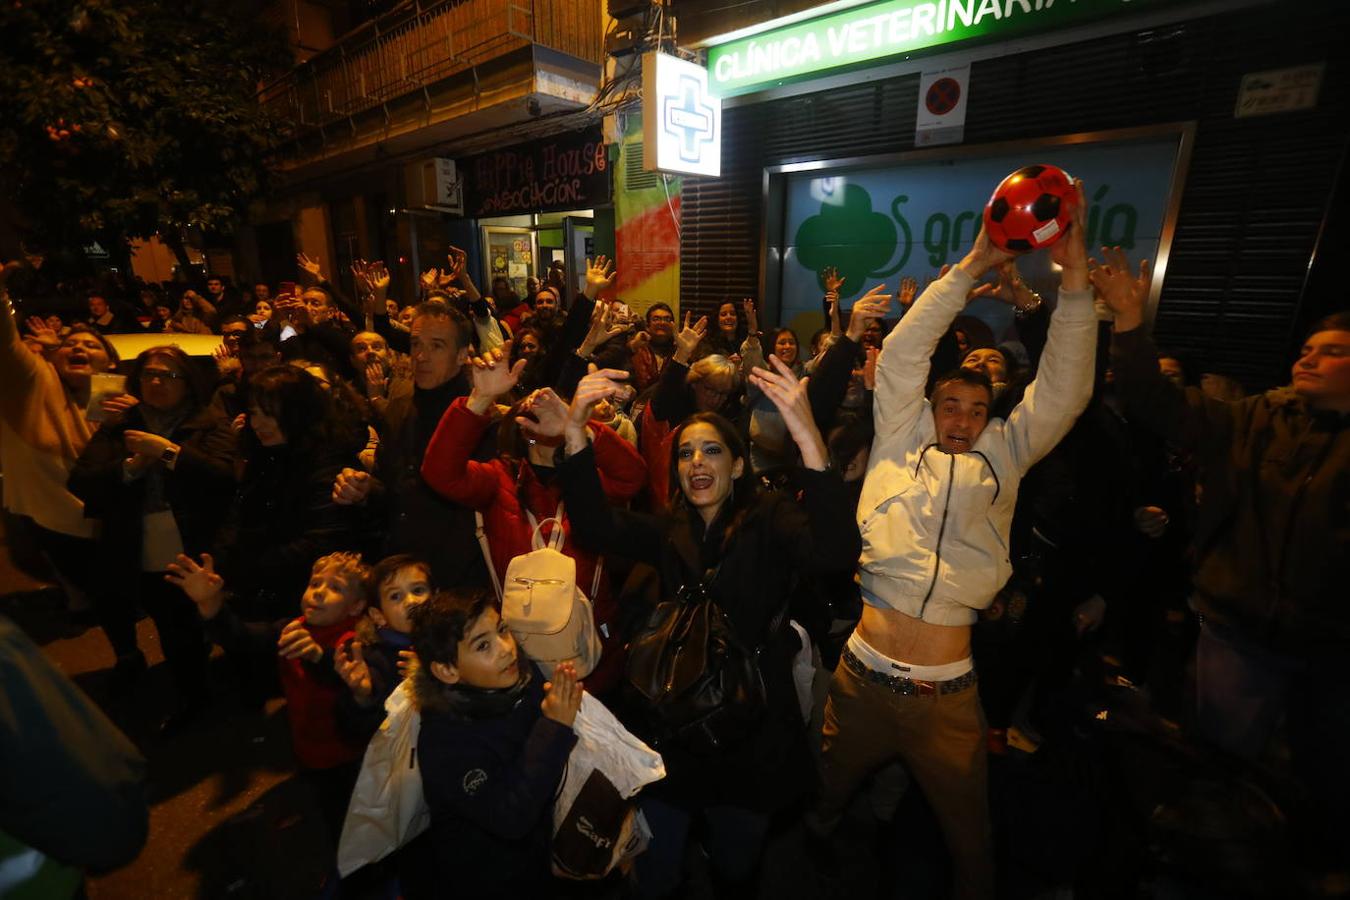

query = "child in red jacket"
[[167, 550, 371, 847]]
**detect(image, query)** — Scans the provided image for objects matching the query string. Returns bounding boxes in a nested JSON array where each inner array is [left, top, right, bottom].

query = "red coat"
[[421, 398, 648, 693], [278, 615, 366, 771]]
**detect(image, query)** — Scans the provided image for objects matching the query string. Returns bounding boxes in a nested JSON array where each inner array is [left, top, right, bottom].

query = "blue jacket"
[[415, 676, 575, 894]]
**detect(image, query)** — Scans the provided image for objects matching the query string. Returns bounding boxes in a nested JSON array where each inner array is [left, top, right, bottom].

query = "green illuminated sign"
[[707, 0, 1169, 96]]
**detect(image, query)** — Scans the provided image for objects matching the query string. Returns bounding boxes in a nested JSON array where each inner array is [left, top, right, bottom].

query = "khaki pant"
[[816, 659, 993, 900]]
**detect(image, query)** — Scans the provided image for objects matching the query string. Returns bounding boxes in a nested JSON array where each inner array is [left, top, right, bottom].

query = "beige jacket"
[[0, 293, 97, 537]]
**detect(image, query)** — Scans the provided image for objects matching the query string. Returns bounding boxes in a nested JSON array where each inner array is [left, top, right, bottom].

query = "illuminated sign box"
[[642, 52, 722, 177], [707, 0, 1174, 97]]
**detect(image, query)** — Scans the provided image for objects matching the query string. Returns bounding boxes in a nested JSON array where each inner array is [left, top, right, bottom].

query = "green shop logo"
[[794, 183, 1139, 297]]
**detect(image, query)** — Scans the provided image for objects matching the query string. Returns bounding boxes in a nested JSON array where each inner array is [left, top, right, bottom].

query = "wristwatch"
[[1014, 293, 1044, 319], [160, 445, 179, 467]]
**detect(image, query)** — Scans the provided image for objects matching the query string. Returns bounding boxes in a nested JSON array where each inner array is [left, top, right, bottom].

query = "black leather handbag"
[[623, 568, 784, 754]]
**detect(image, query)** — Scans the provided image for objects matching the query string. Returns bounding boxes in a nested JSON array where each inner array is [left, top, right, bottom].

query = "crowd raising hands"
[[1, 175, 1346, 900]]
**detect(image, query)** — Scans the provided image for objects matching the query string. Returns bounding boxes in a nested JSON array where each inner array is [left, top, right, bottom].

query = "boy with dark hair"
[[334, 554, 431, 737], [410, 589, 581, 893]]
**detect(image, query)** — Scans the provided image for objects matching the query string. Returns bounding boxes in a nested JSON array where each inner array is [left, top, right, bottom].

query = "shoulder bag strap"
[[474, 511, 503, 601]]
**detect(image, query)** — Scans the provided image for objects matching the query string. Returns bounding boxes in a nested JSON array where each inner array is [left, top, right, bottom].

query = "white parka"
[[857, 266, 1097, 625]]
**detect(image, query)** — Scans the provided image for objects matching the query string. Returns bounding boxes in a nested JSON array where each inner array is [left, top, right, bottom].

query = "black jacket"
[[560, 444, 861, 811], [68, 406, 237, 573], [1112, 327, 1350, 656], [214, 443, 360, 620], [415, 676, 575, 895], [362, 373, 489, 589]]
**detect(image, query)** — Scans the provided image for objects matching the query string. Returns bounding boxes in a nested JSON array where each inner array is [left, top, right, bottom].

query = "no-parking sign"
[[916, 64, 969, 147]]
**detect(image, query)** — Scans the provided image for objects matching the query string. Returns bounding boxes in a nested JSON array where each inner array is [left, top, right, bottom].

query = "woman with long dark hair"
[[214, 365, 361, 621], [69, 346, 236, 730], [556, 357, 860, 897]]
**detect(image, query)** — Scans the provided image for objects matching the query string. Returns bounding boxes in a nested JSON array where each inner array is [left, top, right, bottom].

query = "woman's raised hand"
[[468, 340, 526, 410], [846, 284, 893, 342], [517, 388, 570, 439], [742, 298, 759, 336], [747, 353, 829, 471], [674, 311, 707, 362]]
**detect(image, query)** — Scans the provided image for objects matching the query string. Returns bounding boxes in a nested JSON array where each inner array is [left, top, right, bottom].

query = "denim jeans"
[[633, 796, 770, 899], [1195, 621, 1350, 871]]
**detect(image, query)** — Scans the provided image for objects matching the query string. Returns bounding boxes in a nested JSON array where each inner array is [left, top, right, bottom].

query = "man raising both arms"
[[812, 182, 1098, 900]]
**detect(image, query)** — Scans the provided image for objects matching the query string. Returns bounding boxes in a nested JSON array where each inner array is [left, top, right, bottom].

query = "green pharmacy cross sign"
[[707, 0, 1171, 96]]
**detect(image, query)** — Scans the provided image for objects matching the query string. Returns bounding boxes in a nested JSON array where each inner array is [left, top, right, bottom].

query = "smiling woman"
[[0, 265, 137, 667], [558, 360, 860, 896], [68, 346, 237, 731]]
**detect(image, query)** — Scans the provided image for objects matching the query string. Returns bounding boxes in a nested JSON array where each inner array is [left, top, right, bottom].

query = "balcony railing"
[[259, 0, 602, 135]]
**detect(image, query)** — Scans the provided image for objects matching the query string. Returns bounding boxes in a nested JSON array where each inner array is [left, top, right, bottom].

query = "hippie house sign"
[[462, 127, 611, 218]]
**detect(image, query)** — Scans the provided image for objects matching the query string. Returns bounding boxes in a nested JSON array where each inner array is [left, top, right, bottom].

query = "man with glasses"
[[630, 302, 678, 392], [208, 323, 283, 423]]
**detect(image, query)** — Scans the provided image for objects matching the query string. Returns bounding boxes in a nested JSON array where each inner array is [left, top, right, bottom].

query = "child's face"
[[302, 567, 364, 628], [374, 565, 431, 634], [434, 608, 520, 690]]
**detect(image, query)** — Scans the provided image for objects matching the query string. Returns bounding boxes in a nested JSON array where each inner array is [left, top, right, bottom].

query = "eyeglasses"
[[140, 368, 185, 382], [222, 329, 249, 340]]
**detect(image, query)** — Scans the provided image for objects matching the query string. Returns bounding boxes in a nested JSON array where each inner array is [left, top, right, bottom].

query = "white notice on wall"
[[1235, 63, 1324, 118], [916, 64, 970, 147]]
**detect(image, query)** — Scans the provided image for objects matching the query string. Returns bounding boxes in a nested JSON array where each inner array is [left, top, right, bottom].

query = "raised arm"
[[0, 268, 46, 431], [420, 346, 524, 511], [1095, 246, 1240, 459], [1004, 181, 1098, 472], [558, 370, 665, 563]]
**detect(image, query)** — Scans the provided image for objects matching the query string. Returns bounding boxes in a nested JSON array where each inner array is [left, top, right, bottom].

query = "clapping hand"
[[541, 661, 583, 728], [278, 619, 323, 663], [164, 553, 226, 620], [517, 388, 571, 440], [332, 467, 373, 505]]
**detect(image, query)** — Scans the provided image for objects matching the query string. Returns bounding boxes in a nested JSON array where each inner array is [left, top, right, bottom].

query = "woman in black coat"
[[69, 346, 237, 730], [213, 364, 362, 623], [553, 357, 861, 898]]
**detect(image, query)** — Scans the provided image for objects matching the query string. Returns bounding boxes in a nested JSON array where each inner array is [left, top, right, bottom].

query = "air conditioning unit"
[[405, 157, 464, 215]]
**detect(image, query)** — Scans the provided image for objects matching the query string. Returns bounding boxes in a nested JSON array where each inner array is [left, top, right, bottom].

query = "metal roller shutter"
[[678, 0, 1349, 389]]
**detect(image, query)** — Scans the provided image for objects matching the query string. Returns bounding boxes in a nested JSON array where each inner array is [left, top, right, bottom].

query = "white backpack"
[[477, 503, 603, 678]]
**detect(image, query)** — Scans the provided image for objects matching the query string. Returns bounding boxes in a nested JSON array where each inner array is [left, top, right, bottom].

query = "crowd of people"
[[0, 176, 1347, 900]]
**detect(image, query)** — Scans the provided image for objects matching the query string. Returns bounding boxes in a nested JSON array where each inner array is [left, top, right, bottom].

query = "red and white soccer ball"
[[983, 164, 1078, 253]]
